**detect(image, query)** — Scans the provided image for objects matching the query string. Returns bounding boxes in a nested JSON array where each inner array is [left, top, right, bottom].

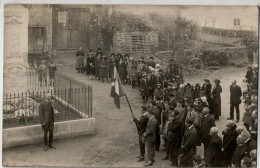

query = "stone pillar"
[[3, 4, 29, 94]]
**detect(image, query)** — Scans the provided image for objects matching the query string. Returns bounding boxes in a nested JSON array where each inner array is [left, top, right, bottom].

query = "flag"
[[110, 66, 125, 108]]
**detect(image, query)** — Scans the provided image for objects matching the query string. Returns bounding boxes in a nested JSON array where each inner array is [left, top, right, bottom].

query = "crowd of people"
[[75, 47, 258, 167]]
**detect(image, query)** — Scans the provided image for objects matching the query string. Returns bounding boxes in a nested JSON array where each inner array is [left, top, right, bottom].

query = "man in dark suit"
[[39, 93, 55, 151], [222, 120, 238, 167], [228, 80, 242, 123], [133, 106, 149, 162], [200, 107, 216, 165], [211, 79, 222, 120], [150, 100, 161, 151], [241, 131, 257, 157], [207, 127, 223, 167], [142, 109, 157, 167], [168, 109, 184, 167], [179, 118, 197, 167]]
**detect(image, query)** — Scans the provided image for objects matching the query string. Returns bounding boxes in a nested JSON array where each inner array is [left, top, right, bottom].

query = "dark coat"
[[230, 85, 242, 104], [99, 59, 108, 78], [151, 106, 161, 125], [202, 83, 212, 101], [212, 85, 222, 104], [182, 125, 197, 154], [180, 125, 197, 166], [147, 61, 155, 68], [231, 144, 247, 167], [200, 114, 216, 146], [39, 100, 55, 129], [140, 80, 149, 97], [145, 116, 157, 142], [222, 125, 238, 165], [207, 134, 223, 167], [194, 88, 201, 99], [244, 138, 257, 156], [86, 56, 95, 75], [168, 115, 184, 156], [133, 114, 149, 136], [245, 70, 253, 83], [118, 61, 127, 81]]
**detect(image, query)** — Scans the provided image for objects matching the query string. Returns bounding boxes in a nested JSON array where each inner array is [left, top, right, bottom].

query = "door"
[[28, 27, 45, 54], [52, 6, 90, 50]]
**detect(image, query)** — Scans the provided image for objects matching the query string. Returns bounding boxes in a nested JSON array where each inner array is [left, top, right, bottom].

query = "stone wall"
[[29, 5, 52, 51]]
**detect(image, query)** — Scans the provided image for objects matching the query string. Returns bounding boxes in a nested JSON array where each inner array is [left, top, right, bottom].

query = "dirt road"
[[3, 53, 247, 167]]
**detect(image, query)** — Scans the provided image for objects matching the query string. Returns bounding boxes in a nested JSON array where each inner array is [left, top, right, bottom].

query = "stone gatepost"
[[3, 4, 29, 94]]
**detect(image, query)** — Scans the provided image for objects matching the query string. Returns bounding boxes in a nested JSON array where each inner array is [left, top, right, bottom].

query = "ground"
[[3, 52, 247, 167]]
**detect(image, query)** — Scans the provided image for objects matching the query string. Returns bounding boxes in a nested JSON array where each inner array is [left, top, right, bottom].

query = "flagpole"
[[125, 94, 134, 118]]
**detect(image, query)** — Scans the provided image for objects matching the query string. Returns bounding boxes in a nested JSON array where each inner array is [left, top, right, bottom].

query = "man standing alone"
[[39, 93, 55, 151], [228, 80, 242, 123]]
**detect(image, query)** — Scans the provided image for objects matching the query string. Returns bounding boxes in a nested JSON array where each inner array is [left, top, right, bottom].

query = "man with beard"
[[222, 120, 238, 167], [133, 106, 149, 162]]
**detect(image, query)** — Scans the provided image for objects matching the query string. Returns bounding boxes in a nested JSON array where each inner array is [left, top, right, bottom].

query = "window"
[[234, 18, 240, 26]]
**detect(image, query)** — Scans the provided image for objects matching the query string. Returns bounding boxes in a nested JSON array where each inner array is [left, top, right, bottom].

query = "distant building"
[[180, 6, 258, 32]]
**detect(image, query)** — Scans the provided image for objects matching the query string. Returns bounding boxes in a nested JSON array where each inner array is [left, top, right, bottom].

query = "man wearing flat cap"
[[133, 106, 149, 162], [211, 79, 222, 120], [142, 109, 157, 166]]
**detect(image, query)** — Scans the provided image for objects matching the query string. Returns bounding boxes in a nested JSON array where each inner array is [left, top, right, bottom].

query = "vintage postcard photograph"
[[2, 4, 259, 167]]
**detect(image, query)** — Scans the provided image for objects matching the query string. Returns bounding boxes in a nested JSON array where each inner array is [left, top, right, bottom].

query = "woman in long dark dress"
[[76, 47, 85, 73], [118, 58, 127, 84], [211, 79, 222, 120], [86, 52, 95, 76]]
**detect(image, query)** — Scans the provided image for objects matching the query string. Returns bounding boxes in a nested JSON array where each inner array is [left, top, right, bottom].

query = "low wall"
[[3, 118, 96, 149]]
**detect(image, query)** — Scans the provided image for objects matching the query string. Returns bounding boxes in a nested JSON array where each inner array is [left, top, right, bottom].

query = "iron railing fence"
[[3, 87, 92, 129]]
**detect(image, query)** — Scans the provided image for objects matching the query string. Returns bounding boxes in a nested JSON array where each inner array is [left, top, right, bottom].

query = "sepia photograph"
[[1, 3, 259, 167]]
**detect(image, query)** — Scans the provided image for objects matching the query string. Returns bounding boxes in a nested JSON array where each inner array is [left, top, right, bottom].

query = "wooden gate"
[[28, 27, 45, 54], [52, 6, 90, 50]]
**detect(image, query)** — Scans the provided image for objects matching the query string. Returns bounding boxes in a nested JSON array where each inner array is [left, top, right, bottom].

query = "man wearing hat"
[[148, 74, 157, 100], [179, 118, 197, 167], [211, 79, 222, 120], [147, 56, 155, 68], [142, 109, 157, 166], [133, 106, 149, 162]]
